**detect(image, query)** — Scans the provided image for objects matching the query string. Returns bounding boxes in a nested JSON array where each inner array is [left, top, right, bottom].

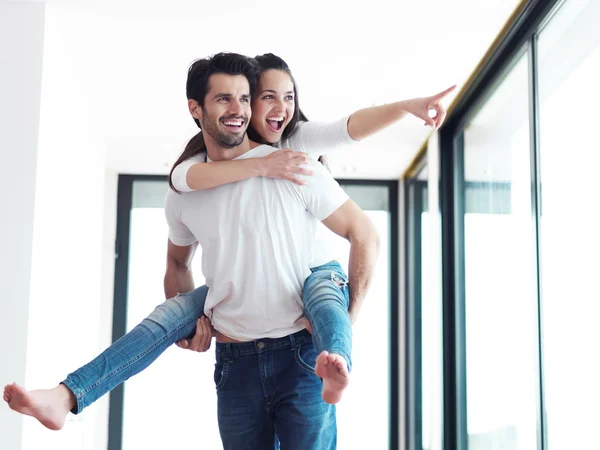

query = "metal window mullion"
[[452, 133, 468, 450], [108, 175, 134, 450], [406, 180, 424, 450], [528, 34, 548, 450], [440, 127, 467, 450], [390, 180, 401, 450]]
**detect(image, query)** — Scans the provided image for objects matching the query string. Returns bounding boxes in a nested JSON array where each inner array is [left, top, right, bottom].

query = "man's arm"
[[164, 240, 198, 298], [321, 199, 380, 323], [165, 239, 214, 352]]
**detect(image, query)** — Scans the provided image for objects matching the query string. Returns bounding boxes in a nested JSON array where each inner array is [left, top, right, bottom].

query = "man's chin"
[[211, 127, 245, 146], [218, 135, 245, 148]]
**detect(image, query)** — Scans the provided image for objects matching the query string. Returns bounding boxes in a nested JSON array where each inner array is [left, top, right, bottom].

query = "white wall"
[[0, 3, 46, 450], [20, 6, 116, 450]]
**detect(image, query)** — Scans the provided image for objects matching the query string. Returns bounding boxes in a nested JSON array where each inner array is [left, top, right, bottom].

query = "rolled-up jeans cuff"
[[60, 379, 84, 415]]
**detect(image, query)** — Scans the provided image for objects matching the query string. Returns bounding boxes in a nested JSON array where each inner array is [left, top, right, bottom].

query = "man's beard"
[[201, 110, 247, 149]]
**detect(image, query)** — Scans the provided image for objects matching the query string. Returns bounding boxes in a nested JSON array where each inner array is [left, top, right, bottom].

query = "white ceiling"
[[30, 0, 522, 179]]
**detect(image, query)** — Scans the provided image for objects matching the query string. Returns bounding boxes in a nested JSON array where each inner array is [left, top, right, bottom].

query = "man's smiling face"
[[197, 73, 252, 149]]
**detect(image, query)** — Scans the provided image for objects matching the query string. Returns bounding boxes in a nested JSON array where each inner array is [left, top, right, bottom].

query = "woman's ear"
[[188, 99, 202, 121]]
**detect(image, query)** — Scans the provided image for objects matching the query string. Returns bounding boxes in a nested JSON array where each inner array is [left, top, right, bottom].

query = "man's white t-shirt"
[[165, 144, 349, 341], [171, 117, 355, 267]]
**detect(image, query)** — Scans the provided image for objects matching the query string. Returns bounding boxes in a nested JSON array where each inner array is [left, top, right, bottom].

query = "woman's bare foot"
[[3, 383, 75, 430], [315, 351, 350, 404]]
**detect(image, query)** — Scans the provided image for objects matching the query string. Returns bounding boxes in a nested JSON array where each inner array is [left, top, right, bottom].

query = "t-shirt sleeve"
[[299, 163, 350, 221], [170, 152, 207, 192], [164, 191, 197, 246], [283, 117, 356, 157]]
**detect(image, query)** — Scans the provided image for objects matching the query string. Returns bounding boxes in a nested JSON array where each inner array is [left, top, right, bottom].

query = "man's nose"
[[228, 99, 244, 116]]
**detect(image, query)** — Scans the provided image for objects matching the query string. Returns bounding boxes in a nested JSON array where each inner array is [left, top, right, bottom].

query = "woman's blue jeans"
[[61, 260, 352, 415]]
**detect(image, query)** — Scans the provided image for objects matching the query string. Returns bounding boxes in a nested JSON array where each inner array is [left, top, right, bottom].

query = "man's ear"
[[188, 99, 202, 121]]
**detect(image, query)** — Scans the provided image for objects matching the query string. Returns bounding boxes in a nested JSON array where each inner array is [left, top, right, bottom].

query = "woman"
[[3, 53, 454, 430]]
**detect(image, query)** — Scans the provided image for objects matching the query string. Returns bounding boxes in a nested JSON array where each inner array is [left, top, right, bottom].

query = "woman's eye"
[[263, 95, 274, 100], [285, 95, 294, 101]]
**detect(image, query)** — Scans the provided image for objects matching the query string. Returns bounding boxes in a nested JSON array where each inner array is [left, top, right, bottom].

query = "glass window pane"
[[406, 162, 442, 450], [537, 0, 600, 447], [335, 207, 391, 449], [123, 181, 221, 449], [462, 52, 539, 450]]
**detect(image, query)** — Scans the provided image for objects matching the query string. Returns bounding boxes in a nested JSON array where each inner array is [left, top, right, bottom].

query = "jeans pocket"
[[214, 361, 229, 391], [294, 342, 317, 375]]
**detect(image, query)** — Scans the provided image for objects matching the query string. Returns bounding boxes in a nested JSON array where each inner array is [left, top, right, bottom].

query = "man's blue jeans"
[[61, 260, 352, 441], [215, 330, 336, 450]]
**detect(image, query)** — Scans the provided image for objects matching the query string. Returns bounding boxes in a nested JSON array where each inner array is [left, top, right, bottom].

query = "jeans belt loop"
[[289, 332, 296, 351], [224, 343, 233, 362]]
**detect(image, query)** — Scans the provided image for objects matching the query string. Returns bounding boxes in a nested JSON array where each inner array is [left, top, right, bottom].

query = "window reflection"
[[537, 0, 600, 447], [462, 53, 539, 450]]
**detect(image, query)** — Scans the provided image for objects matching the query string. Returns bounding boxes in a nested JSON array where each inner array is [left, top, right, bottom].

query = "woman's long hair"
[[248, 53, 329, 170]]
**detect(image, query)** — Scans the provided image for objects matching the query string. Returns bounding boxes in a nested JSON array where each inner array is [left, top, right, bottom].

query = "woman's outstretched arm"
[[288, 85, 456, 157], [347, 85, 456, 141]]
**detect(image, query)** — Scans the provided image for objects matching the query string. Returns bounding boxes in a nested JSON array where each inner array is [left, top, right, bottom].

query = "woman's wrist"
[[253, 157, 267, 177], [393, 98, 416, 116]]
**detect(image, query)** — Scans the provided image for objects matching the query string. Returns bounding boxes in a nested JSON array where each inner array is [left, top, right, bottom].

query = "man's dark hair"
[[169, 52, 259, 193], [187, 52, 260, 128]]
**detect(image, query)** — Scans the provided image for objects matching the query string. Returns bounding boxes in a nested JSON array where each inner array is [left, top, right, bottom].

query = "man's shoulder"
[[164, 184, 205, 206]]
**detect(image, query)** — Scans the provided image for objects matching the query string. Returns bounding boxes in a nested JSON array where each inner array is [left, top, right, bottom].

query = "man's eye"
[[218, 97, 229, 102], [241, 98, 250, 103]]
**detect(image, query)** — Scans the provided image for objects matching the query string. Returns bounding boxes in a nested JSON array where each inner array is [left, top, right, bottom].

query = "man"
[[164, 52, 379, 450]]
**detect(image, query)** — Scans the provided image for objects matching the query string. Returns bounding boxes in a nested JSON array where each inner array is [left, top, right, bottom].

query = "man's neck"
[[205, 135, 261, 162]]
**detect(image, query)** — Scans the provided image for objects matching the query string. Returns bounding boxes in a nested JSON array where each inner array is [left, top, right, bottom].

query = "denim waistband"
[[216, 329, 312, 361], [310, 260, 344, 273]]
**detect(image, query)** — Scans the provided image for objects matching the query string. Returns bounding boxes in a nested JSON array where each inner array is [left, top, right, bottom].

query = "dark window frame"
[[109, 175, 400, 450], [428, 0, 562, 450], [404, 171, 427, 450]]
